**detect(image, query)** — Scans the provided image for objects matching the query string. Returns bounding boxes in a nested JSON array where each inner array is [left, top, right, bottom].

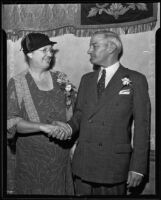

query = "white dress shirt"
[[97, 61, 119, 87]]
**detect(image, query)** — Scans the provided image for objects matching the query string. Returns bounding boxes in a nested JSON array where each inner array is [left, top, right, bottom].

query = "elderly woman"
[[7, 33, 74, 194]]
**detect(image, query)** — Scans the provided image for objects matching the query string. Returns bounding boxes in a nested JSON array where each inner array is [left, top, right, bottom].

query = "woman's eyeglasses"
[[37, 48, 54, 54]]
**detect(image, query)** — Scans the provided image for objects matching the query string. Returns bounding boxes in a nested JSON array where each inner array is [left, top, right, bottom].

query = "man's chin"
[[89, 58, 95, 64]]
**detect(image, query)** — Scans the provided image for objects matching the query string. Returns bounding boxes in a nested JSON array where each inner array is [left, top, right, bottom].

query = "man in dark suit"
[[53, 30, 151, 195]]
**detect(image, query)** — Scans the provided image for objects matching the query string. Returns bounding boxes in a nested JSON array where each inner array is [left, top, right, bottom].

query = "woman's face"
[[30, 45, 54, 69]]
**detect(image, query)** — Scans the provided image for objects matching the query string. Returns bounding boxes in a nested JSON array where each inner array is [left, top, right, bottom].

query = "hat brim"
[[26, 41, 57, 53], [35, 41, 57, 50], [48, 41, 57, 45]]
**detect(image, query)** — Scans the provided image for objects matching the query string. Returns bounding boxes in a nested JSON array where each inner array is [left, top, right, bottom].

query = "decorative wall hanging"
[[2, 3, 158, 41]]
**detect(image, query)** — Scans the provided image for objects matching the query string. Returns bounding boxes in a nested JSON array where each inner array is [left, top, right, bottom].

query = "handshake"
[[40, 121, 72, 140]]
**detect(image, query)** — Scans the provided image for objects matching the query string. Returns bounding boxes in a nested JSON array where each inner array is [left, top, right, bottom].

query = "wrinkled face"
[[30, 45, 54, 69], [87, 34, 110, 66]]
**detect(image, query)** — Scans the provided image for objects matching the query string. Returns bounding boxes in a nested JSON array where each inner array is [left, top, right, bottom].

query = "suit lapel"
[[87, 70, 99, 105], [88, 65, 128, 118]]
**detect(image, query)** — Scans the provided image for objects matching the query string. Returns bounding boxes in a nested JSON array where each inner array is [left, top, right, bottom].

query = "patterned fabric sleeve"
[[7, 78, 23, 138]]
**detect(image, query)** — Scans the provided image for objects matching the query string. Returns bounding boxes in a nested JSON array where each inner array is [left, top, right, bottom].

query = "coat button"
[[88, 119, 93, 123]]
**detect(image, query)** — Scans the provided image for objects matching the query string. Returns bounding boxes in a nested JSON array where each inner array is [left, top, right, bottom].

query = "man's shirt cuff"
[[131, 171, 144, 176]]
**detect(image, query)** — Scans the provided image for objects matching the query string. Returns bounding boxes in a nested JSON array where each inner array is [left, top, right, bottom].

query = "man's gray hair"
[[93, 30, 123, 55]]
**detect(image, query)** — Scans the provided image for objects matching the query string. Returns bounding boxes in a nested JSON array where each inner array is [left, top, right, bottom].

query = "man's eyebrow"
[[90, 42, 97, 45]]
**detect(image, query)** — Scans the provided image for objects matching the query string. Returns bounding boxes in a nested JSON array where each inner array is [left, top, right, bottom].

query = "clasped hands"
[[40, 121, 72, 140]]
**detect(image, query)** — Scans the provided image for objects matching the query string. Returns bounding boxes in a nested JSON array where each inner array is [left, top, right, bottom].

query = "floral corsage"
[[56, 71, 77, 109], [121, 76, 132, 87]]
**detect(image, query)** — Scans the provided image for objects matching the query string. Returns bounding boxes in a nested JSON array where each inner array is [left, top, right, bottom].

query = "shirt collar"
[[100, 61, 120, 73]]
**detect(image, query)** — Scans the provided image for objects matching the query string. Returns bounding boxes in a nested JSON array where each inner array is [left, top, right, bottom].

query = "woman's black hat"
[[21, 33, 57, 54]]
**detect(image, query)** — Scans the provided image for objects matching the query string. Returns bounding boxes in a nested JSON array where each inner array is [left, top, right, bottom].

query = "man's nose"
[[87, 47, 92, 54]]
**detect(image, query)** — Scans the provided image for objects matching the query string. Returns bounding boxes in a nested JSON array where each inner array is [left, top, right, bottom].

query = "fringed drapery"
[[2, 3, 158, 41]]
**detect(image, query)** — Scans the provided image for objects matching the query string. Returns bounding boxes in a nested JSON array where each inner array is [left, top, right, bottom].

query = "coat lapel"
[[88, 65, 128, 118], [87, 70, 99, 105]]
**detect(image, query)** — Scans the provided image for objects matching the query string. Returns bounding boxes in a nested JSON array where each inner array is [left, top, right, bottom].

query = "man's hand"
[[127, 171, 143, 188], [39, 124, 59, 137], [51, 121, 72, 140]]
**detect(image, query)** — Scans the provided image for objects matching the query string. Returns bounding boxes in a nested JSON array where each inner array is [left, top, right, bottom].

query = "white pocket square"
[[119, 89, 130, 95]]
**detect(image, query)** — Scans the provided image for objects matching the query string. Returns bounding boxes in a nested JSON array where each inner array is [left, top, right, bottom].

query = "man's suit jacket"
[[68, 65, 151, 184]]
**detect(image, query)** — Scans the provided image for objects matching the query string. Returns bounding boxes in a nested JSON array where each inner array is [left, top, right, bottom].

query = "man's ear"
[[27, 52, 32, 59], [107, 42, 117, 54]]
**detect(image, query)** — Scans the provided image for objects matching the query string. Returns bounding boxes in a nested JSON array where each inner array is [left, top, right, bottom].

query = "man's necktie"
[[97, 69, 106, 98]]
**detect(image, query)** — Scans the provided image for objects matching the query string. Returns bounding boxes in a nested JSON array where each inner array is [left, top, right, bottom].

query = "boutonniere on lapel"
[[121, 76, 132, 87], [119, 76, 132, 95]]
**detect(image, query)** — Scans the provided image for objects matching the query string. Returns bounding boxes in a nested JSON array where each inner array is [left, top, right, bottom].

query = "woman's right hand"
[[39, 124, 58, 137], [39, 123, 72, 140]]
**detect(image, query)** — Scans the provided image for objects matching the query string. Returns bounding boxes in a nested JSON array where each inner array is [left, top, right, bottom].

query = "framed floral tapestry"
[[2, 3, 158, 40]]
